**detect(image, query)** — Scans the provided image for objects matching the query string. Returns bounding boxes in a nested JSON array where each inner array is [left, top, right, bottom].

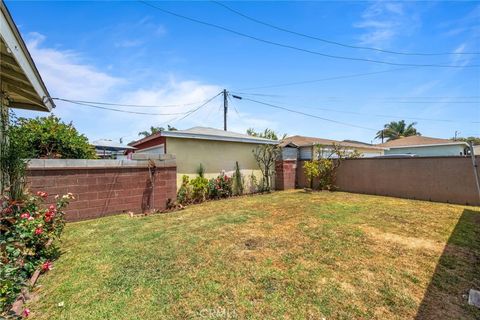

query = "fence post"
[[469, 142, 480, 203]]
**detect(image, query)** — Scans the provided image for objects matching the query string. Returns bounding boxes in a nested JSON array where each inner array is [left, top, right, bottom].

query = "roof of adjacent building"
[[280, 135, 386, 150], [0, 1, 54, 111], [131, 126, 278, 146], [377, 136, 469, 148], [92, 139, 136, 151]]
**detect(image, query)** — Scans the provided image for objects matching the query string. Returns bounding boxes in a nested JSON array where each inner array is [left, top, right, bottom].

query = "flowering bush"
[[0, 191, 74, 313], [208, 174, 233, 199]]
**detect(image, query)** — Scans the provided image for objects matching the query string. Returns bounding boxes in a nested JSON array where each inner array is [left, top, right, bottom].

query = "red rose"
[[20, 212, 30, 219], [34, 228, 43, 235], [42, 260, 53, 272], [23, 308, 30, 317]]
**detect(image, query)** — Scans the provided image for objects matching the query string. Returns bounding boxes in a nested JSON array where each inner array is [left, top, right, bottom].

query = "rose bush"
[[0, 191, 74, 313]]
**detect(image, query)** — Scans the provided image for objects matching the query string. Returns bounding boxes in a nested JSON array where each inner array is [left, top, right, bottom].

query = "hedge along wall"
[[26, 157, 177, 222], [290, 156, 480, 206]]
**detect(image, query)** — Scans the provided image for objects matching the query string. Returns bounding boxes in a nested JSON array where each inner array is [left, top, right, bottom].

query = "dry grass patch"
[[26, 190, 479, 319]]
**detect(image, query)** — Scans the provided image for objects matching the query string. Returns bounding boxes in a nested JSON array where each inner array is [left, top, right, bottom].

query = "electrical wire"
[[230, 93, 480, 104], [239, 96, 480, 128], [138, 0, 479, 69], [234, 68, 413, 91], [173, 92, 223, 122], [212, 1, 480, 56], [56, 93, 222, 117], [52, 97, 207, 108], [239, 97, 378, 131]]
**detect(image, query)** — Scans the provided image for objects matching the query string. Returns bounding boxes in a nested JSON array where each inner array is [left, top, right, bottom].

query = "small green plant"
[[197, 163, 205, 178], [190, 176, 209, 202], [177, 175, 192, 205], [303, 160, 320, 189], [232, 162, 244, 196]]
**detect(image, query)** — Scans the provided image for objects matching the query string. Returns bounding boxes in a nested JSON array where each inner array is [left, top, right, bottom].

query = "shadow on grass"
[[415, 209, 480, 320]]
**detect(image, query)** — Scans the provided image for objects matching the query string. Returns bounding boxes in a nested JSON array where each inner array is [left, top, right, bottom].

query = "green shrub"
[[9, 115, 96, 159], [232, 162, 244, 196], [0, 191, 74, 312], [303, 160, 320, 189], [177, 175, 192, 205], [208, 174, 233, 199], [190, 176, 209, 202]]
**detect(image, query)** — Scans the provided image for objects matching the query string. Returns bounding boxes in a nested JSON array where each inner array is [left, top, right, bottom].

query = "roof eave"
[[161, 131, 278, 145], [0, 1, 54, 112]]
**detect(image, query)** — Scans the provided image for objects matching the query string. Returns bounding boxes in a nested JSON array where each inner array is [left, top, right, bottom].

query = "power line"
[[138, 1, 479, 69], [56, 93, 222, 116], [232, 92, 480, 104], [212, 1, 480, 57], [239, 97, 378, 131], [239, 96, 480, 126], [174, 92, 223, 122], [52, 97, 211, 108], [235, 68, 413, 91]]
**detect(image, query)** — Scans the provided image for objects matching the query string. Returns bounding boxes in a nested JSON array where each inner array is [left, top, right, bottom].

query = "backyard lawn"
[[27, 190, 479, 319]]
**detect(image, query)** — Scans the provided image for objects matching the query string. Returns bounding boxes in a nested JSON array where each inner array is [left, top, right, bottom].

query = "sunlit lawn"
[[28, 190, 480, 319]]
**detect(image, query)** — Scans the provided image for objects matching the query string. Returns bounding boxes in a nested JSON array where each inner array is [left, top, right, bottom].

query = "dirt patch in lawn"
[[361, 225, 444, 252]]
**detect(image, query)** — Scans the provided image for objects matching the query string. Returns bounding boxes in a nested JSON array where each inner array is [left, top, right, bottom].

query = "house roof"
[[92, 139, 136, 151], [131, 126, 278, 146], [280, 135, 386, 150], [377, 136, 469, 148], [0, 0, 54, 111]]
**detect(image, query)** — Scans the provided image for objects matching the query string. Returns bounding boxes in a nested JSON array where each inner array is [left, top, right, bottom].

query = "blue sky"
[[7, 0, 480, 143]]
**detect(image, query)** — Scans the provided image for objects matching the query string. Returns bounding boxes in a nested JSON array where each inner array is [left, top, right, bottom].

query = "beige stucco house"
[[280, 135, 385, 160], [128, 127, 278, 189]]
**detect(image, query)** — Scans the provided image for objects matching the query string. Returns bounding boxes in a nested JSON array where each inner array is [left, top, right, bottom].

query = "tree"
[[375, 120, 420, 142], [453, 136, 480, 145], [304, 143, 360, 191], [138, 125, 177, 137], [9, 115, 96, 159], [247, 128, 284, 191]]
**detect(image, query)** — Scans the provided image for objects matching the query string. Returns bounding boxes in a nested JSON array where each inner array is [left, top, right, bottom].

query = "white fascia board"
[[161, 131, 279, 145], [0, 3, 54, 111]]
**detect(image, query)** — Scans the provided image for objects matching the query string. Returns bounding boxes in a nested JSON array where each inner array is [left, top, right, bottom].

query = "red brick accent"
[[275, 160, 297, 190], [26, 166, 177, 222]]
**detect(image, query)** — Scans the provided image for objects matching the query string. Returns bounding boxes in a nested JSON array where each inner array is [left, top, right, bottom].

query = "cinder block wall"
[[290, 156, 480, 206], [275, 160, 297, 190], [26, 158, 177, 222]]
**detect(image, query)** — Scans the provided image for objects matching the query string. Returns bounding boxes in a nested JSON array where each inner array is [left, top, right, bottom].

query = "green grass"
[[27, 191, 480, 319]]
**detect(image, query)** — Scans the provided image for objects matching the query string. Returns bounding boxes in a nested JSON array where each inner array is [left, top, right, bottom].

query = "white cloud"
[[26, 32, 123, 101], [21, 33, 258, 142], [354, 2, 420, 47]]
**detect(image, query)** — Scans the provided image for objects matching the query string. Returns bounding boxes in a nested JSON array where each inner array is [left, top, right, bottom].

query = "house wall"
[[385, 144, 467, 156], [26, 158, 177, 222], [166, 137, 266, 190], [298, 146, 383, 160], [289, 156, 480, 206]]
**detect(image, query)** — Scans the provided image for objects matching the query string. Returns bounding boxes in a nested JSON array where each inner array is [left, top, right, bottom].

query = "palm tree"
[[376, 120, 420, 142], [138, 126, 164, 138]]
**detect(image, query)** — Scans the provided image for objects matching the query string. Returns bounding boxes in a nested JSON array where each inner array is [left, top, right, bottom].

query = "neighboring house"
[[92, 139, 136, 159], [128, 126, 278, 188], [280, 135, 385, 160], [0, 0, 54, 112], [378, 136, 470, 157]]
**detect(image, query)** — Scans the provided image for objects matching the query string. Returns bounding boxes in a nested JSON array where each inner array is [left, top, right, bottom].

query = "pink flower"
[[28, 216, 34, 221], [34, 228, 43, 235], [48, 204, 57, 212], [20, 212, 30, 219], [41, 261, 53, 272], [23, 308, 30, 317], [36, 191, 48, 198]]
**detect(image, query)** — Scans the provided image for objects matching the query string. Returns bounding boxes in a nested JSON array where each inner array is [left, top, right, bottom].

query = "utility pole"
[[223, 89, 228, 131]]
